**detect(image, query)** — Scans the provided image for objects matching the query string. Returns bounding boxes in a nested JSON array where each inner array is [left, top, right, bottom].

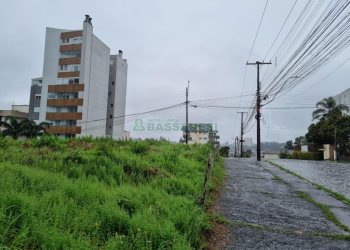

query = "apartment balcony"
[[46, 126, 81, 134], [60, 44, 82, 52], [46, 112, 82, 120], [47, 99, 83, 107], [59, 57, 81, 65], [57, 71, 80, 78], [60, 31, 83, 39], [48, 84, 84, 93]]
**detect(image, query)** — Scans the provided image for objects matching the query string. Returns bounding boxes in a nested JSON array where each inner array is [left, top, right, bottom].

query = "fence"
[[198, 150, 215, 209]]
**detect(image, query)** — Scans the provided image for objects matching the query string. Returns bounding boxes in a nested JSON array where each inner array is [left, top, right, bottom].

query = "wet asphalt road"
[[214, 158, 350, 249], [271, 159, 350, 199]]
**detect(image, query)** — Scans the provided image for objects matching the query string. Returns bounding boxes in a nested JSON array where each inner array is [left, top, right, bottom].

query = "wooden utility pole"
[[237, 112, 247, 157], [185, 81, 190, 144], [246, 61, 271, 161]]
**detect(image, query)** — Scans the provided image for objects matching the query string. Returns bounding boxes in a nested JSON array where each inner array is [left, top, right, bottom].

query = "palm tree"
[[21, 120, 50, 138], [0, 117, 50, 139], [312, 97, 349, 120]]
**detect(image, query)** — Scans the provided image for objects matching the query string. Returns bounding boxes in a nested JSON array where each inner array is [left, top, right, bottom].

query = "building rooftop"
[[0, 110, 28, 119]]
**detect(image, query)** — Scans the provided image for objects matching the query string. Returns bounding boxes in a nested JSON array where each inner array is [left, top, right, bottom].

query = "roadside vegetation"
[[282, 97, 350, 160], [0, 136, 224, 249]]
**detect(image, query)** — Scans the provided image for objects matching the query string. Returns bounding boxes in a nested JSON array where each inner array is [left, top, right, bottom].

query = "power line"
[[192, 104, 314, 110], [262, 0, 350, 104], [190, 93, 255, 103], [288, 56, 350, 98], [78, 103, 185, 125], [247, 0, 270, 61], [235, 0, 269, 142], [263, 0, 299, 61]]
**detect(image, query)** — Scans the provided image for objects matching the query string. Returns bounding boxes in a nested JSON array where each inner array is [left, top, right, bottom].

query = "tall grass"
[[0, 136, 224, 249]]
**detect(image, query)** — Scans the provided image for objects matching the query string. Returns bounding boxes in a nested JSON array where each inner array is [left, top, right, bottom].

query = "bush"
[[279, 149, 291, 159], [130, 141, 149, 155], [32, 135, 65, 150], [291, 151, 322, 160], [219, 146, 230, 157]]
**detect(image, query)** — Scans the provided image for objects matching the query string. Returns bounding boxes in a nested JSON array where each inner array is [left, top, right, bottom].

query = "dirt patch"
[[205, 175, 231, 250]]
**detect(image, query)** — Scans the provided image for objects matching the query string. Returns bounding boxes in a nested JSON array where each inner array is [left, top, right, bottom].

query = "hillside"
[[0, 137, 224, 249]]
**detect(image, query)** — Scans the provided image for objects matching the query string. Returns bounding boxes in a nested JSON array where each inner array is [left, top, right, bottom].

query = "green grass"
[[0, 136, 225, 249]]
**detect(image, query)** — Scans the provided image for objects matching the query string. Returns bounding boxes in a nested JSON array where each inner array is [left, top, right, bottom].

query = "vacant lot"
[[0, 137, 224, 249]]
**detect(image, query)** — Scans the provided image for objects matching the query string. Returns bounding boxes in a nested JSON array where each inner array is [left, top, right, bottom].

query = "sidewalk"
[[212, 158, 350, 249]]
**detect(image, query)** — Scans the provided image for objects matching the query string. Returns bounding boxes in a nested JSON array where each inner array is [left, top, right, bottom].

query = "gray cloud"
[[1, 0, 349, 143]]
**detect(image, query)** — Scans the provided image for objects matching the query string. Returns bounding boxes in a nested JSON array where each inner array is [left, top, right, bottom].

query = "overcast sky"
[[1, 0, 350, 143]]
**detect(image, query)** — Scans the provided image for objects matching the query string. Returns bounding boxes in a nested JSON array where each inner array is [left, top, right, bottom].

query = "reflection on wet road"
[[272, 159, 350, 199]]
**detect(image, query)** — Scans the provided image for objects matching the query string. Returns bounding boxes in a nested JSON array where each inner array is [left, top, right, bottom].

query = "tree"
[[306, 109, 350, 155], [285, 140, 293, 150], [312, 97, 349, 120], [21, 120, 50, 138], [294, 136, 306, 147], [219, 146, 230, 157], [0, 117, 50, 139]]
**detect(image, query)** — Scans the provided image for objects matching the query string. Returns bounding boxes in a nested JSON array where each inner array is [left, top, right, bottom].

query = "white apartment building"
[[334, 88, 350, 114], [29, 15, 127, 139], [181, 123, 219, 145]]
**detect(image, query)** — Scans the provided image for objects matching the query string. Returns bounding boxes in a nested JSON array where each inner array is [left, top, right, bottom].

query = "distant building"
[[181, 123, 219, 145], [28, 77, 42, 121], [262, 149, 280, 159], [334, 88, 350, 114], [29, 15, 128, 139], [243, 137, 253, 148], [12, 105, 29, 113], [323, 144, 335, 160], [0, 105, 28, 123]]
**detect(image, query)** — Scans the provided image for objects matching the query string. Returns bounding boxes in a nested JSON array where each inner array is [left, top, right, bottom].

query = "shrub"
[[130, 141, 150, 155], [63, 151, 86, 165], [279, 149, 290, 159], [32, 135, 64, 150], [291, 151, 322, 160], [219, 146, 230, 157]]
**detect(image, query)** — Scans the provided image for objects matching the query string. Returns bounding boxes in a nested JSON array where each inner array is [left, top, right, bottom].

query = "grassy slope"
[[0, 137, 224, 249]]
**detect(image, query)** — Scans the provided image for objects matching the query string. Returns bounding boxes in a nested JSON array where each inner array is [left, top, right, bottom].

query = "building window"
[[35, 94, 41, 99], [112, 81, 114, 86], [68, 107, 77, 112], [110, 103, 114, 107], [72, 38, 82, 44], [108, 91, 111, 96], [73, 65, 80, 71], [62, 38, 69, 44], [59, 65, 68, 71]]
